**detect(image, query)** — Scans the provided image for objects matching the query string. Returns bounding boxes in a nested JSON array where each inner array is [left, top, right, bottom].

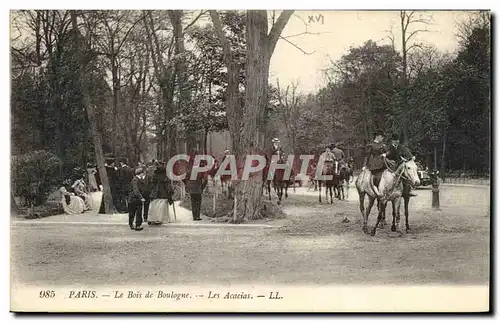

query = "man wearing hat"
[[128, 167, 147, 231], [320, 145, 335, 164], [383, 133, 417, 197], [183, 165, 208, 221], [332, 142, 347, 169], [271, 138, 283, 156], [362, 130, 388, 198]]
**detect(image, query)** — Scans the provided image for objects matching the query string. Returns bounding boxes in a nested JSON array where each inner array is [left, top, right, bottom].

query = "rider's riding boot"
[[408, 190, 417, 197], [370, 176, 382, 198]]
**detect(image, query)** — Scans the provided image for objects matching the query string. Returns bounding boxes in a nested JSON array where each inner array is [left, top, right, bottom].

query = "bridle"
[[382, 156, 417, 197]]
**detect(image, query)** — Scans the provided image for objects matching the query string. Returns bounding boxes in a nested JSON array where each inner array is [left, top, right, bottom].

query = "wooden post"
[[431, 172, 440, 210]]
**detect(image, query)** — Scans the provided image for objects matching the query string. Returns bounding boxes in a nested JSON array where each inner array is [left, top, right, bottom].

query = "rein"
[[380, 159, 410, 199]]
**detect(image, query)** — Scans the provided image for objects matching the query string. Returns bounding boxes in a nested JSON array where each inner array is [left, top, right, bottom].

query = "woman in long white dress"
[[72, 177, 92, 211], [86, 164, 98, 192], [147, 164, 174, 225], [59, 186, 85, 215]]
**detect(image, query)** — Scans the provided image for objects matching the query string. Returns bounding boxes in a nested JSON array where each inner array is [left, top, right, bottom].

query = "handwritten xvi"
[[308, 14, 324, 25]]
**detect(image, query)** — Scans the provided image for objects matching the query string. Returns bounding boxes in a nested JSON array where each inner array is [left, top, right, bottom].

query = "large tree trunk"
[[210, 10, 292, 223], [71, 11, 116, 214], [232, 11, 272, 222]]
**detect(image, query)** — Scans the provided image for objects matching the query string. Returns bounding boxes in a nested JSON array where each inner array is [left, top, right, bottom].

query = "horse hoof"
[[391, 225, 396, 232], [406, 227, 411, 233], [370, 228, 377, 236], [277, 201, 281, 206], [377, 222, 384, 229]]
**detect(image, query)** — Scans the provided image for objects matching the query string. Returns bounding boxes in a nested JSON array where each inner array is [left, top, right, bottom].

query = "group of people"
[[113, 156, 209, 231], [59, 168, 99, 215], [126, 161, 175, 231]]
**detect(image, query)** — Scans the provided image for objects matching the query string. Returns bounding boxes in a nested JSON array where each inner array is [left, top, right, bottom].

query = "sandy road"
[[10, 185, 489, 287]]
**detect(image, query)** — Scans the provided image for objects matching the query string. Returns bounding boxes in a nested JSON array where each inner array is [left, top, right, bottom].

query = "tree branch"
[[183, 10, 207, 34], [209, 10, 233, 66], [267, 10, 294, 55], [279, 36, 316, 55]]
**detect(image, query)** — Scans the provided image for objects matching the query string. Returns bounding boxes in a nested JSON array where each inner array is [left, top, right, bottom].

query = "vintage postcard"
[[10, 9, 490, 313]]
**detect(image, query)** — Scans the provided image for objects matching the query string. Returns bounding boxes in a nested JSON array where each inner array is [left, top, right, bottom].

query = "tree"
[[70, 10, 116, 213], [210, 10, 293, 222], [388, 11, 433, 141]]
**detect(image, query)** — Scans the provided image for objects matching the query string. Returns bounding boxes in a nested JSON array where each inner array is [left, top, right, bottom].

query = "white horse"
[[356, 156, 420, 236]]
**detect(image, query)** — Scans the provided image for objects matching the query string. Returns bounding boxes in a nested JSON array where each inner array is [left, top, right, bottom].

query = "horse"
[[316, 160, 338, 204], [356, 156, 420, 236], [271, 153, 293, 205], [334, 164, 350, 200]]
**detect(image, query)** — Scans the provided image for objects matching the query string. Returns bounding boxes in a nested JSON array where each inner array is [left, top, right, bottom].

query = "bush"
[[11, 150, 62, 206]]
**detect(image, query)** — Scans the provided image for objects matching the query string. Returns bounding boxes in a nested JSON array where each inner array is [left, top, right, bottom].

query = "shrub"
[[11, 150, 62, 206]]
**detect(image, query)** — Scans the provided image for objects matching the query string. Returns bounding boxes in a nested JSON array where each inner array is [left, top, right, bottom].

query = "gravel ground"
[[10, 185, 490, 287]]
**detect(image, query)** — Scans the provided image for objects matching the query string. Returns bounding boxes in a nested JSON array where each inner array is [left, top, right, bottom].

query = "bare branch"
[[183, 10, 207, 33], [267, 10, 294, 55], [116, 16, 142, 52], [281, 30, 330, 39], [406, 29, 430, 42], [278, 36, 316, 55]]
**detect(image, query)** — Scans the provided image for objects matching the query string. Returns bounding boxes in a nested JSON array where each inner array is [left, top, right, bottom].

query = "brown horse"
[[334, 165, 350, 200], [317, 160, 339, 204], [271, 153, 293, 205]]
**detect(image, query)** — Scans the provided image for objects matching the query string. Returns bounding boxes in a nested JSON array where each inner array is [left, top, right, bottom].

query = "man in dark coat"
[[128, 167, 147, 231], [184, 165, 208, 221], [105, 158, 118, 207], [362, 131, 388, 197], [383, 133, 417, 197], [332, 142, 347, 169]]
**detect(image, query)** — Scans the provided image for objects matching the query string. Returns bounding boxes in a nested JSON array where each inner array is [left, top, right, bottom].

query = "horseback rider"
[[382, 133, 417, 197], [270, 138, 285, 161], [362, 131, 388, 198], [320, 145, 336, 163], [332, 142, 347, 170]]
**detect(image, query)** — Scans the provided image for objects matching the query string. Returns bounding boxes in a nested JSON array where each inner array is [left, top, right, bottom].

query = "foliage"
[[11, 150, 62, 205]]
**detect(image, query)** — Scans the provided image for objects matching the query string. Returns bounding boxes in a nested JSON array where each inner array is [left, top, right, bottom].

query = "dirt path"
[[11, 185, 489, 287]]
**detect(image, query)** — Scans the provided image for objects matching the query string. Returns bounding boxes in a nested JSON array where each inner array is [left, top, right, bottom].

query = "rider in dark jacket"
[[362, 131, 388, 197], [383, 133, 417, 197]]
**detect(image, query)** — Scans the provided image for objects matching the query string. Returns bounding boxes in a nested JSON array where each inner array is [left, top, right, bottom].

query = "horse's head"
[[400, 156, 420, 187]]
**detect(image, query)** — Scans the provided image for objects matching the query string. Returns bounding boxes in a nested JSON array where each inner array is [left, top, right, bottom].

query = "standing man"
[[128, 168, 147, 231], [362, 131, 388, 198], [184, 164, 208, 221]]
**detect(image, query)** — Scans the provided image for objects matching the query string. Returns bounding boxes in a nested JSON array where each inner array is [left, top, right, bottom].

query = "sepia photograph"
[[9, 8, 491, 313]]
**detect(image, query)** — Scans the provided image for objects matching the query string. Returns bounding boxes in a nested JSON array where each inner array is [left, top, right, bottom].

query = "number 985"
[[39, 290, 55, 298]]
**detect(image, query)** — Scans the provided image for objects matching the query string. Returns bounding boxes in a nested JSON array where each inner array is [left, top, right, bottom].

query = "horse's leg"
[[364, 197, 376, 234], [318, 181, 322, 203], [325, 183, 329, 203], [285, 183, 289, 199], [359, 192, 365, 219], [371, 201, 386, 236], [391, 200, 397, 232], [329, 185, 333, 204], [404, 196, 411, 232], [267, 181, 271, 200], [277, 185, 283, 205], [379, 206, 387, 228]]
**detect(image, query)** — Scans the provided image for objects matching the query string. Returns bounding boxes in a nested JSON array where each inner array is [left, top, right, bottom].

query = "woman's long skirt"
[[147, 199, 172, 224], [61, 195, 85, 215]]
